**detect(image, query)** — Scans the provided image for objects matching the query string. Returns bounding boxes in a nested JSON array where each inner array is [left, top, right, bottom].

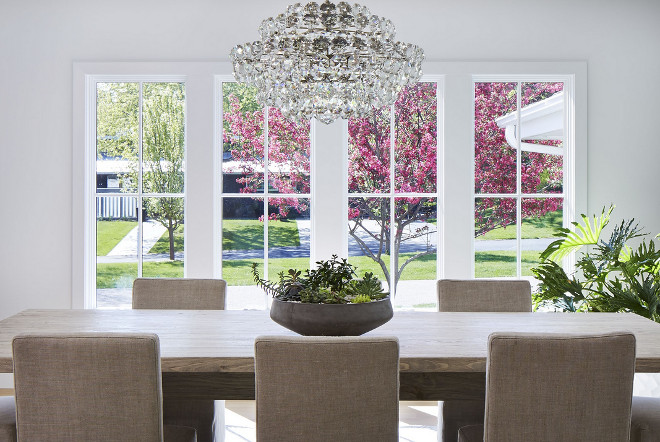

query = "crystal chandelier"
[[229, 1, 425, 124]]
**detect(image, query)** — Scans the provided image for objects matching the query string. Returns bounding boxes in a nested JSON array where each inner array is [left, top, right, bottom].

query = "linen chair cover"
[[0, 396, 16, 442], [133, 278, 226, 442], [436, 279, 532, 313], [457, 332, 636, 442], [12, 333, 196, 442], [436, 279, 532, 442], [630, 396, 660, 442], [132, 278, 226, 310], [255, 336, 399, 442]]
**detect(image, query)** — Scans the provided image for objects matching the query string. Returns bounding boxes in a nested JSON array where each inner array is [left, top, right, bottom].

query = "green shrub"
[[532, 206, 660, 322]]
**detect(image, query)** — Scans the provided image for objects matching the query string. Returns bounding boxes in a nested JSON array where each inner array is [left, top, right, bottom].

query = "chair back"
[[484, 332, 636, 442], [437, 279, 531, 312], [12, 333, 163, 442], [255, 336, 399, 442], [133, 278, 226, 310]]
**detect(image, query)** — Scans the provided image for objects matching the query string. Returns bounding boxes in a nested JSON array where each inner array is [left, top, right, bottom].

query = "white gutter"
[[496, 91, 564, 156]]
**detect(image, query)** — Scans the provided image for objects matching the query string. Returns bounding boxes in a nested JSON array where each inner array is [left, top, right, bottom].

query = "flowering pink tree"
[[348, 82, 438, 293], [474, 82, 564, 236], [223, 90, 310, 218], [224, 81, 564, 292]]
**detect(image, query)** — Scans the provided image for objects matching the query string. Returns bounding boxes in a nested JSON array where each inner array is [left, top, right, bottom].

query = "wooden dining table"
[[1, 309, 660, 401]]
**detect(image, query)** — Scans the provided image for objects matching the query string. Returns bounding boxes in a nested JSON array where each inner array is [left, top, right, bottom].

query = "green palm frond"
[[619, 245, 633, 263], [541, 205, 614, 262], [595, 276, 660, 321], [531, 260, 587, 312], [532, 205, 660, 322]]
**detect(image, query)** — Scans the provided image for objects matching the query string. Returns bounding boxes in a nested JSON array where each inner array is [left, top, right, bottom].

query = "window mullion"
[[389, 104, 396, 297], [137, 81, 144, 278], [263, 107, 269, 292], [515, 82, 522, 278]]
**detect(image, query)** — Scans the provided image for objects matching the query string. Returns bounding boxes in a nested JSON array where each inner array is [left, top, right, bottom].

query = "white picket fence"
[[97, 195, 138, 219]]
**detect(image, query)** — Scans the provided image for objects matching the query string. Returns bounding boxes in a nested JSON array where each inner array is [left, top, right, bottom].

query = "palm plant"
[[532, 206, 660, 322]]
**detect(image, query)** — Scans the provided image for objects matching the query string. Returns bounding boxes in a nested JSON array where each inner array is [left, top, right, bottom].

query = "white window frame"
[[216, 75, 313, 290], [472, 74, 574, 278], [345, 77, 443, 298], [74, 61, 586, 309], [429, 61, 587, 279], [73, 62, 230, 309]]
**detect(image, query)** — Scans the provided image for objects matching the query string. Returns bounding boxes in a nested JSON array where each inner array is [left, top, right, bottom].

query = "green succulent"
[[251, 255, 388, 304]]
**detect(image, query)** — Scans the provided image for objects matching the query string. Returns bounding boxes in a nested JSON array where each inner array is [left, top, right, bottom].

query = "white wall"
[[1, 0, 659, 318]]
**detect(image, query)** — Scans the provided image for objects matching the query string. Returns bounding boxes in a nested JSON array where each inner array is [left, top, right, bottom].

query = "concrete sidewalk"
[[107, 220, 167, 256]]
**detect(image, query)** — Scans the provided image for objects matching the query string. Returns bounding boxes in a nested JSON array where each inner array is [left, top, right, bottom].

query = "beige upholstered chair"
[[437, 279, 531, 442], [133, 278, 226, 442], [457, 332, 636, 442], [12, 333, 196, 442], [437, 279, 532, 313], [0, 396, 16, 442], [132, 278, 226, 310], [631, 396, 660, 442], [255, 336, 399, 442]]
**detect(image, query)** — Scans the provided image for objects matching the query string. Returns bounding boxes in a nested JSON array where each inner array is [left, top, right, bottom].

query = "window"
[[75, 62, 585, 309], [347, 81, 439, 309], [473, 79, 568, 278], [220, 80, 311, 309], [94, 79, 186, 308], [218, 79, 440, 310]]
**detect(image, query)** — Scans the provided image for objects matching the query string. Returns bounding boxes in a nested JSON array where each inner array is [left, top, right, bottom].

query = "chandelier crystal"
[[229, 1, 425, 124]]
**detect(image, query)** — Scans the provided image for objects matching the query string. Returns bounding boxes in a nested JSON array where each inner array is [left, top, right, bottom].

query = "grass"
[[223, 251, 540, 285], [97, 251, 538, 289], [96, 221, 136, 256], [96, 261, 184, 289], [223, 219, 301, 250], [99, 218, 302, 257], [149, 225, 184, 254], [474, 250, 541, 278], [221, 253, 437, 286], [97, 214, 548, 287], [477, 209, 562, 240]]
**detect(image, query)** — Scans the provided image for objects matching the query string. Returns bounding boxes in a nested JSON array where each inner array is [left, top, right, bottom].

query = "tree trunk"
[[168, 219, 175, 261]]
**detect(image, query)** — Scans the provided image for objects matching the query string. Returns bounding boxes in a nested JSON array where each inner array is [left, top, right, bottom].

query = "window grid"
[[94, 79, 186, 308], [348, 81, 440, 299], [473, 77, 568, 278], [219, 81, 311, 287]]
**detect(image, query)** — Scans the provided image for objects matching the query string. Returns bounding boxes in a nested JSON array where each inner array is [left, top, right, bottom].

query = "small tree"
[[96, 82, 185, 260], [347, 83, 438, 293]]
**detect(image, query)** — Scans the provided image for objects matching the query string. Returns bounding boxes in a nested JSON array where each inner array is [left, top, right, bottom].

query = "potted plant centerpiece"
[[251, 255, 393, 336]]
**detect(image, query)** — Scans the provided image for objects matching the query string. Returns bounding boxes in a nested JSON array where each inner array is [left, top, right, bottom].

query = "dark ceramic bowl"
[[269, 297, 394, 336]]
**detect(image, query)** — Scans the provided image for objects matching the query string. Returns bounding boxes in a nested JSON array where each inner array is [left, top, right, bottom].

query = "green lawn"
[[98, 251, 536, 289], [477, 209, 562, 240], [223, 219, 301, 250], [149, 225, 184, 254], [223, 251, 540, 285], [474, 250, 541, 278], [96, 221, 136, 256], [96, 261, 183, 289], [221, 253, 437, 286]]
